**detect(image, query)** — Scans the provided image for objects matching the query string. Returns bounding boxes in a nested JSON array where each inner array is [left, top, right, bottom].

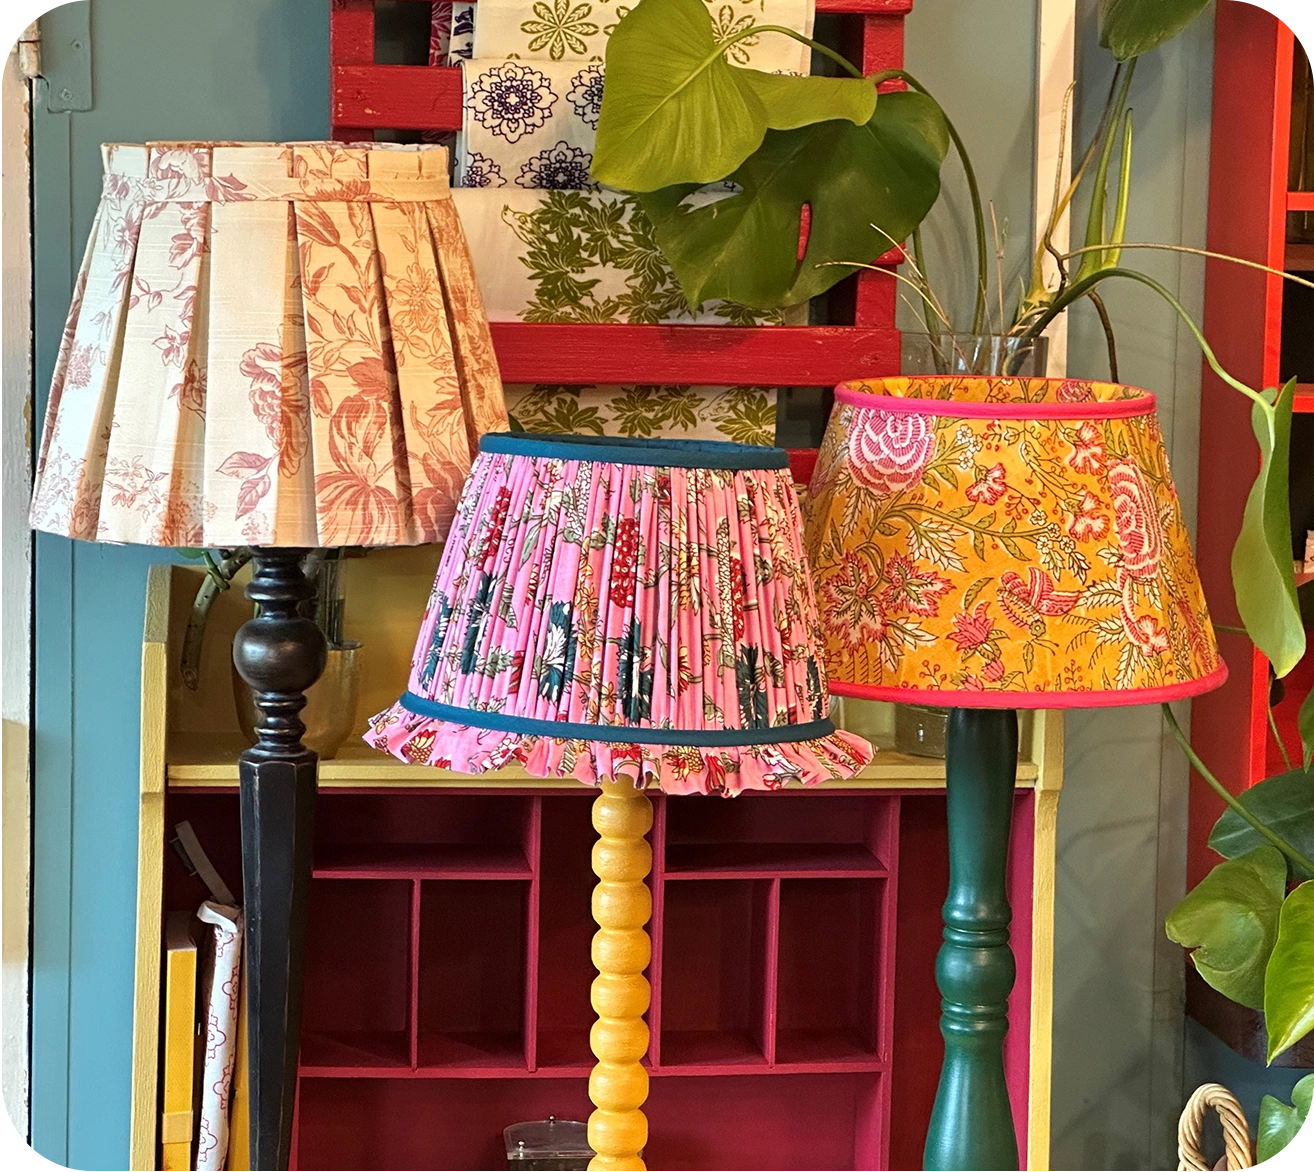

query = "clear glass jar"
[[901, 332, 1050, 377]]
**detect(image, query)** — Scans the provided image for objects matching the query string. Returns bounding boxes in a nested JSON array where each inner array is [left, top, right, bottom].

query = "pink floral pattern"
[[846, 411, 934, 496], [365, 435, 874, 795], [29, 141, 507, 547]]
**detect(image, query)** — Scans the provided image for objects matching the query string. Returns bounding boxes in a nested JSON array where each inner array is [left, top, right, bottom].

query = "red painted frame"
[[328, 0, 910, 390], [1191, 3, 1312, 901]]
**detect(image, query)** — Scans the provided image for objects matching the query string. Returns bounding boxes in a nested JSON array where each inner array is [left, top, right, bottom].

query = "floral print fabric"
[[803, 377, 1226, 706], [507, 383, 777, 445], [458, 59, 604, 190], [366, 434, 873, 794], [29, 141, 507, 547], [471, 0, 815, 75], [452, 187, 790, 325]]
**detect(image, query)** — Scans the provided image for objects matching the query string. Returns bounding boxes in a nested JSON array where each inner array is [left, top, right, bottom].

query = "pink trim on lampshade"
[[831, 661, 1229, 709], [834, 381, 1158, 421]]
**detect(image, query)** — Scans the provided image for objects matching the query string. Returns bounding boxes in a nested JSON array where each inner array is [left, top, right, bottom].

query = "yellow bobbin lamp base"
[[587, 778, 653, 1171]]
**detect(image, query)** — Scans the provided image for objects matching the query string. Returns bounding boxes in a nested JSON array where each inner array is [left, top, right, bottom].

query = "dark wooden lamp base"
[[231, 547, 327, 1171]]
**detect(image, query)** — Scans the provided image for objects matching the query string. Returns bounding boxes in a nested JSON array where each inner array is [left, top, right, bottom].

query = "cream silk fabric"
[[30, 141, 507, 548]]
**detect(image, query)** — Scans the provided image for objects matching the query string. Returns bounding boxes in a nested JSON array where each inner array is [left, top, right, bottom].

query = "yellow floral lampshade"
[[29, 141, 507, 548], [804, 376, 1226, 706]]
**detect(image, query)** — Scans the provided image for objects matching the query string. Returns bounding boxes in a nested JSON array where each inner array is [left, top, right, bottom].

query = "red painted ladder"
[[328, 0, 911, 435]]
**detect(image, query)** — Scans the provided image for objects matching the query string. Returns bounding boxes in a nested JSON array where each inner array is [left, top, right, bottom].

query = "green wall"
[[30, 2, 327, 1165], [26, 1, 1253, 1169]]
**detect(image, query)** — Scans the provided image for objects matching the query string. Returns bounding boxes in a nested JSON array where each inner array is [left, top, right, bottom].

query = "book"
[[160, 912, 199, 1171]]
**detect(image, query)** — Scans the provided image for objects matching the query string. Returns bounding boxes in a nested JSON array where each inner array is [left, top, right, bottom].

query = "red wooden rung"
[[490, 323, 899, 386]]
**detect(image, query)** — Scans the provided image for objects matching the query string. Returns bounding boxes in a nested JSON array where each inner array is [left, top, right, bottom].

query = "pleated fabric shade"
[[367, 433, 874, 794], [29, 141, 507, 548], [804, 376, 1227, 706]]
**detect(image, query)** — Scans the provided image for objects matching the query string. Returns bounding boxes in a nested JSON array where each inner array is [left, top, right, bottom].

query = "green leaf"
[[1258, 1074, 1314, 1162], [1265, 881, 1314, 1061], [592, 0, 876, 192], [1209, 769, 1314, 882], [1301, 689, 1314, 771], [1232, 380, 1306, 678], [639, 90, 949, 309], [1165, 845, 1287, 1011], [1098, 0, 1211, 61]]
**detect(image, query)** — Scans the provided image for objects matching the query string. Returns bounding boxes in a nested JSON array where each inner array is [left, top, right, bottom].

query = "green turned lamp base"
[[923, 707, 1021, 1171]]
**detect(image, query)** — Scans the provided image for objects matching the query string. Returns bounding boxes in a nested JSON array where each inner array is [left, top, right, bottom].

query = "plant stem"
[[746, 26, 866, 79], [1089, 291, 1120, 381], [1269, 702, 1296, 772], [1163, 704, 1314, 875], [1014, 266, 1269, 408], [887, 69, 988, 334], [911, 226, 945, 360]]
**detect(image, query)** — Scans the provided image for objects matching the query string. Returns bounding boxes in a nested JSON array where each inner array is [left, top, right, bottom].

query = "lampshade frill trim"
[[29, 141, 508, 548], [804, 377, 1226, 708], [367, 433, 874, 795]]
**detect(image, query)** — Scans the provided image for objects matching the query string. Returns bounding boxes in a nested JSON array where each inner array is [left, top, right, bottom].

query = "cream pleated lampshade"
[[29, 141, 508, 548]]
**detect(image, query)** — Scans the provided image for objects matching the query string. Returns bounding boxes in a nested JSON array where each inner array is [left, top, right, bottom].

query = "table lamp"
[[367, 432, 874, 1170], [28, 140, 507, 1170], [804, 376, 1226, 1170]]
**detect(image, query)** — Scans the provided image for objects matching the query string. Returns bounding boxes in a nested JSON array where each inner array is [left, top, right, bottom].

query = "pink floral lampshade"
[[803, 377, 1226, 706], [29, 141, 507, 548], [367, 433, 874, 794]]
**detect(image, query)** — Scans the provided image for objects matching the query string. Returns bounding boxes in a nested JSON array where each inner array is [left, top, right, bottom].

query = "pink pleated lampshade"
[[366, 433, 874, 794], [29, 141, 507, 548]]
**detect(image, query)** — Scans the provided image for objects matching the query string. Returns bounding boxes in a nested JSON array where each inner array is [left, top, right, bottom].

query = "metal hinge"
[[36, 2, 92, 113]]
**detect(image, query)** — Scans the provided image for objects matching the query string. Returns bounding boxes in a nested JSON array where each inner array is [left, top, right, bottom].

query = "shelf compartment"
[[314, 843, 532, 881], [314, 792, 536, 874], [300, 879, 412, 1069], [294, 1071, 885, 1165], [664, 841, 888, 879], [417, 879, 531, 1072], [664, 793, 895, 879], [534, 795, 602, 1070], [299, 1030, 411, 1075], [775, 879, 883, 1067], [658, 880, 771, 1070]]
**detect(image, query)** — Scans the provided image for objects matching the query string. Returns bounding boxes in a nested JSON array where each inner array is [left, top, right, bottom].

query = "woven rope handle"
[[1178, 1083, 1254, 1170]]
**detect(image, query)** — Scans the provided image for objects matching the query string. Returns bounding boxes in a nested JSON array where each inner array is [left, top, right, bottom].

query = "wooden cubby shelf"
[[132, 556, 1062, 1170]]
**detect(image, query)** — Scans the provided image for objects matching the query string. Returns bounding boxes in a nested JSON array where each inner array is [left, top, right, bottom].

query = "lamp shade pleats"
[[367, 433, 874, 794], [29, 141, 507, 548]]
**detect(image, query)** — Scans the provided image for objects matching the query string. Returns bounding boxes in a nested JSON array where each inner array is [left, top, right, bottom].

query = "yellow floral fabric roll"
[[804, 376, 1226, 706]]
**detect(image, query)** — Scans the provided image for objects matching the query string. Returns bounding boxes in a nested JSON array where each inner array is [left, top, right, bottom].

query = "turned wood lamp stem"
[[923, 707, 1021, 1171], [232, 547, 327, 1171], [588, 778, 653, 1171]]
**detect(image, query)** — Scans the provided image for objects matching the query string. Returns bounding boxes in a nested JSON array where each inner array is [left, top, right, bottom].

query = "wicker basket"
[[1178, 1083, 1254, 1170]]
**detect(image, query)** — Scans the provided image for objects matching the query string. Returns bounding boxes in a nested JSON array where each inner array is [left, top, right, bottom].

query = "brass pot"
[[232, 642, 361, 760]]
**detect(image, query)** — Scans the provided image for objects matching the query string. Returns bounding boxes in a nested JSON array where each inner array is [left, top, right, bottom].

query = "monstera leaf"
[[1266, 882, 1314, 1061], [637, 90, 949, 309], [592, 0, 877, 192], [1233, 381, 1306, 678], [1165, 845, 1287, 1011], [1099, 0, 1211, 61], [1209, 769, 1314, 882]]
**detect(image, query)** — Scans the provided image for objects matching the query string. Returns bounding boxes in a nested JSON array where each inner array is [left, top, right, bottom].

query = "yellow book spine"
[[160, 913, 198, 1171], [226, 966, 250, 1172]]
